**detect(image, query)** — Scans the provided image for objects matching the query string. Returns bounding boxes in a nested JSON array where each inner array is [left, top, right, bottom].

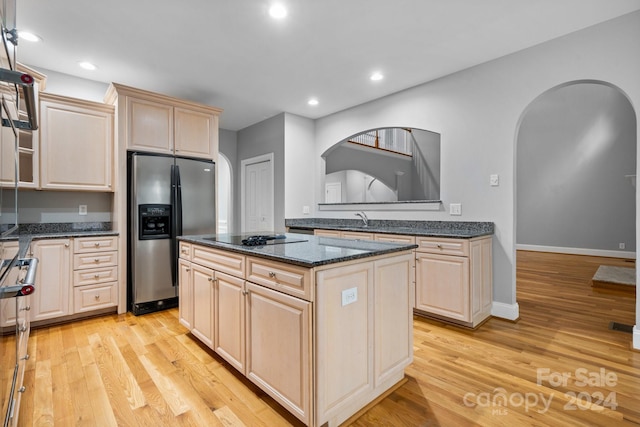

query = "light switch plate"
[[302, 205, 310, 215], [449, 203, 462, 216], [490, 174, 500, 186], [79, 205, 88, 215]]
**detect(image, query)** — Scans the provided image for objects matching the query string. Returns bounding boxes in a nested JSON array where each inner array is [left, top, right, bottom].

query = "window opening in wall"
[[348, 128, 413, 157]]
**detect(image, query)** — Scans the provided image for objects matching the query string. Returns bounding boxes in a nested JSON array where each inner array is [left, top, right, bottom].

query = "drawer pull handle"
[[436, 244, 443, 249], [242, 290, 249, 296], [95, 295, 100, 300], [268, 271, 276, 278], [94, 258, 100, 263], [94, 243, 100, 247], [20, 305, 31, 311], [94, 274, 100, 279], [182, 249, 188, 254]]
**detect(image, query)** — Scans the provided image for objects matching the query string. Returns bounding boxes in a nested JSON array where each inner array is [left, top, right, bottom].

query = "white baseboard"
[[634, 326, 640, 351], [491, 301, 520, 321], [516, 244, 636, 259]]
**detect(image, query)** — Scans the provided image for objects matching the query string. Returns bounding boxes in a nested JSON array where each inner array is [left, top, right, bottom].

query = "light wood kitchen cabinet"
[[0, 242, 25, 328], [415, 236, 492, 328], [313, 229, 342, 238], [180, 240, 413, 427], [105, 83, 222, 159], [30, 239, 71, 321], [178, 257, 193, 330], [245, 281, 312, 424], [214, 271, 245, 373], [39, 93, 114, 191], [72, 236, 119, 314], [191, 263, 215, 348]]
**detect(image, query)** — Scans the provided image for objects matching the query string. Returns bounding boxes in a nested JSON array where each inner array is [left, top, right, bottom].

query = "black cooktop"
[[207, 234, 308, 246]]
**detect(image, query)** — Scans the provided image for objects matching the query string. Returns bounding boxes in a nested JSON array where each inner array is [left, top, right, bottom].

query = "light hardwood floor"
[[5, 250, 640, 426]]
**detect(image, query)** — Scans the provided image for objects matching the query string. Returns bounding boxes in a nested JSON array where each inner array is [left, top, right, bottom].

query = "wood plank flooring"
[[6, 250, 640, 426]]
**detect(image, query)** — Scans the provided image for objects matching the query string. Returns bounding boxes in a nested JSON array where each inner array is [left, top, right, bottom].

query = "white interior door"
[[242, 153, 274, 233], [325, 182, 342, 203]]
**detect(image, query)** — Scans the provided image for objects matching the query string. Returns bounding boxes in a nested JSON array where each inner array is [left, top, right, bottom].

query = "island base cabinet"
[[214, 271, 245, 374], [315, 254, 413, 427], [245, 282, 312, 426]]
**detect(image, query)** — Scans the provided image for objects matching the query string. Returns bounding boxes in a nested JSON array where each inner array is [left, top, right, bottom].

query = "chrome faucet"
[[355, 211, 368, 227]]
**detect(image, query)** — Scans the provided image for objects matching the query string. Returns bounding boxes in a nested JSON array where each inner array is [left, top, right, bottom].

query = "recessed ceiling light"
[[78, 61, 97, 71], [269, 3, 287, 19], [308, 98, 319, 106], [370, 72, 384, 81], [18, 31, 41, 42]]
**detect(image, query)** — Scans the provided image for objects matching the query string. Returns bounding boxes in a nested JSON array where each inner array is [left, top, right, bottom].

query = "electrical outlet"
[[490, 174, 500, 186], [341, 287, 358, 306], [449, 203, 462, 216], [302, 205, 310, 215], [78, 205, 88, 215], [619, 243, 626, 250]]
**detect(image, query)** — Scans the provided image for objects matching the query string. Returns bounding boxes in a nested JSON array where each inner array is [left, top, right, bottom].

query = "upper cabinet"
[[39, 93, 114, 191], [105, 83, 222, 160]]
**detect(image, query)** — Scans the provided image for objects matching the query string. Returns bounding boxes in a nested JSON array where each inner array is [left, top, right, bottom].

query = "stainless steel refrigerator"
[[127, 152, 215, 315]]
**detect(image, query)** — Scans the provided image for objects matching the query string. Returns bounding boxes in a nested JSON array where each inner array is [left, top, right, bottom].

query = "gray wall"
[[517, 82, 636, 251], [18, 190, 112, 223], [411, 130, 440, 200], [236, 113, 286, 231]]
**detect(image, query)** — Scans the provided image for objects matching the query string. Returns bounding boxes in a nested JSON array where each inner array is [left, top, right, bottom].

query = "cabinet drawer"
[[73, 251, 117, 270], [74, 236, 118, 253], [192, 244, 244, 277], [314, 229, 342, 238], [415, 237, 469, 256], [246, 257, 312, 301], [340, 231, 374, 241], [73, 266, 118, 286], [374, 234, 416, 245], [179, 242, 192, 260], [74, 282, 118, 313]]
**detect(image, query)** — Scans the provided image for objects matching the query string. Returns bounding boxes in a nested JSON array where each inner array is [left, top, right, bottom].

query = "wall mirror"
[[321, 127, 441, 207]]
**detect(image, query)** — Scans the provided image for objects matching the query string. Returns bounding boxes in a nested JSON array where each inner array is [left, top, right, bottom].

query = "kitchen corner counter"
[[285, 218, 494, 238], [1, 223, 118, 243], [179, 233, 417, 268]]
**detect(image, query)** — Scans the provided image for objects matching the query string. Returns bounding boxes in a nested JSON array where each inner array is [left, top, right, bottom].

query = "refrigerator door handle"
[[175, 165, 183, 236], [170, 164, 178, 287]]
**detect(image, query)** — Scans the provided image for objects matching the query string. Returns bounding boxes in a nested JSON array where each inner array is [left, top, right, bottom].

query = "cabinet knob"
[[65, 243, 70, 248], [94, 258, 100, 263], [94, 243, 100, 247], [19, 325, 27, 332], [94, 274, 100, 279], [20, 305, 31, 311], [95, 294, 100, 300], [181, 249, 188, 254], [21, 354, 30, 361], [242, 290, 249, 296], [208, 277, 213, 282], [268, 271, 276, 278], [436, 244, 443, 249], [186, 268, 190, 272], [18, 386, 26, 393]]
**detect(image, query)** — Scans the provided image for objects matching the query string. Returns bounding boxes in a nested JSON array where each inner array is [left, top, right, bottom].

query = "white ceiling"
[[14, 0, 640, 131]]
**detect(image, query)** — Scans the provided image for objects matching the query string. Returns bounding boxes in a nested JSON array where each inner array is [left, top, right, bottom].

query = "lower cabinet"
[[179, 241, 413, 427], [31, 239, 71, 321], [415, 236, 492, 328]]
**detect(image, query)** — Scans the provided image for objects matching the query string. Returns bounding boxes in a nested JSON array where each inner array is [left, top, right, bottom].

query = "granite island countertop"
[[179, 233, 417, 268], [285, 218, 494, 238]]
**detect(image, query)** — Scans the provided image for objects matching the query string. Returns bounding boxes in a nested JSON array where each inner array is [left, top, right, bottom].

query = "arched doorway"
[[516, 81, 636, 256], [217, 153, 232, 233]]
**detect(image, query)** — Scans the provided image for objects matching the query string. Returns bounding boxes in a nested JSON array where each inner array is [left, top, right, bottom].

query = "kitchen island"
[[177, 233, 416, 427]]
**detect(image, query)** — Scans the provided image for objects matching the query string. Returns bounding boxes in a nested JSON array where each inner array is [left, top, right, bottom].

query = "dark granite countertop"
[[0, 222, 118, 243], [179, 233, 417, 268], [285, 218, 494, 238]]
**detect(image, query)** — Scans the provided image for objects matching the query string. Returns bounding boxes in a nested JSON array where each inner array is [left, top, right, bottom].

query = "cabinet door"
[[126, 96, 173, 153], [178, 258, 193, 330], [31, 239, 71, 322], [40, 95, 114, 191], [340, 231, 374, 241], [245, 282, 311, 425], [174, 107, 216, 159], [214, 271, 245, 373], [191, 263, 214, 349], [373, 255, 413, 387], [415, 252, 469, 322], [314, 229, 341, 238]]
